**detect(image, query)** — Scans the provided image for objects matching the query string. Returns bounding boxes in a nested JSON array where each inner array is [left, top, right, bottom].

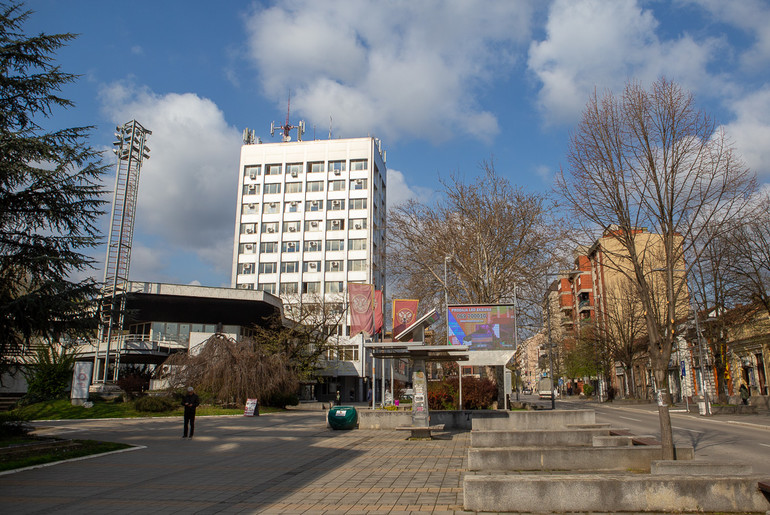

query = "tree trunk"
[[653, 367, 675, 459]]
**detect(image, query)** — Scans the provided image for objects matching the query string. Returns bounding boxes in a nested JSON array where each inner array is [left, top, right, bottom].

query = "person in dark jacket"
[[182, 386, 200, 438]]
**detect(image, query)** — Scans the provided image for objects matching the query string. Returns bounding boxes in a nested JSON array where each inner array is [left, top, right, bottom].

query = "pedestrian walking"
[[335, 390, 341, 406], [739, 382, 750, 405], [182, 386, 200, 438]]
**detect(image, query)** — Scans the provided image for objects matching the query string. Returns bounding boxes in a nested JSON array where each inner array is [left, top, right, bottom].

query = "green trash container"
[[328, 405, 358, 430]]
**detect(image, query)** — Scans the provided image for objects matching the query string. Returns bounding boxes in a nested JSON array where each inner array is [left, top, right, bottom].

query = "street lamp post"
[[444, 256, 462, 409]]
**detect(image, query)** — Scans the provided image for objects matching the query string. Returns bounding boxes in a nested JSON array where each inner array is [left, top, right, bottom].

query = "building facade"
[[230, 135, 388, 402]]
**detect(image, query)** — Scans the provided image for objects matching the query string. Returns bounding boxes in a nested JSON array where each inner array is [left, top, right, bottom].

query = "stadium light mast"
[[94, 120, 151, 384]]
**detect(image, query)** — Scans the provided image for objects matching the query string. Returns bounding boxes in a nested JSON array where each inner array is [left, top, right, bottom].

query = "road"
[[552, 397, 770, 476]]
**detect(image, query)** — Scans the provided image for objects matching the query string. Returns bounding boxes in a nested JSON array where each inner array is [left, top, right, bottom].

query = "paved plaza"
[[0, 408, 471, 514]]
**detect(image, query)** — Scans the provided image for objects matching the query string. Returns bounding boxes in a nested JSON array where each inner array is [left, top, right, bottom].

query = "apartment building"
[[230, 135, 387, 402]]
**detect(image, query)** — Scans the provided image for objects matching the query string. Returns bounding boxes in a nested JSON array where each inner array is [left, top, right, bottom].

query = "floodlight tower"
[[94, 120, 151, 383]]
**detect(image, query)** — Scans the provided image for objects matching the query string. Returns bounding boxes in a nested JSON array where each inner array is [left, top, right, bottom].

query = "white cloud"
[[721, 86, 770, 181], [386, 169, 434, 209], [99, 81, 242, 285], [528, 0, 718, 125], [244, 0, 535, 143], [682, 0, 770, 70]]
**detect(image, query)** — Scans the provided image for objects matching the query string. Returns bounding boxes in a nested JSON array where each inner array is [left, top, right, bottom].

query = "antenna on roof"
[[329, 115, 333, 139], [270, 91, 305, 142]]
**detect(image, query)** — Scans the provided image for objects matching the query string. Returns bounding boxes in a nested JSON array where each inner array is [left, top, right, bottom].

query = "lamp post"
[[444, 256, 462, 409], [543, 272, 560, 410]]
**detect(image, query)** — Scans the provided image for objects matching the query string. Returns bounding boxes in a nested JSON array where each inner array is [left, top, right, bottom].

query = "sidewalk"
[[0, 410, 472, 514]]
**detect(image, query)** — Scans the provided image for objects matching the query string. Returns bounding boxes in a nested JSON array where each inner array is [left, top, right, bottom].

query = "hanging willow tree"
[[161, 334, 298, 406]]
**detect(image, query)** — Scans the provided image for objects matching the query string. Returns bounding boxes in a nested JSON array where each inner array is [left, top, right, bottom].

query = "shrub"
[[23, 344, 77, 401], [134, 395, 176, 413], [583, 384, 594, 397], [263, 392, 299, 408], [117, 372, 150, 400], [0, 412, 31, 437]]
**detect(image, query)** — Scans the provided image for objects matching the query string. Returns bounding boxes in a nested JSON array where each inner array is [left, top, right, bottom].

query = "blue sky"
[[24, 0, 770, 288]]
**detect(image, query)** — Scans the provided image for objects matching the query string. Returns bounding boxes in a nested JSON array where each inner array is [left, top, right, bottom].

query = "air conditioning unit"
[[310, 221, 318, 227], [313, 200, 321, 207], [270, 202, 277, 207], [291, 201, 298, 206], [332, 200, 341, 207], [248, 185, 256, 192], [291, 171, 298, 177], [288, 226, 297, 232], [356, 179, 363, 185], [309, 262, 317, 269], [246, 227, 254, 234], [249, 173, 256, 180], [288, 242, 296, 249], [267, 227, 275, 233], [331, 262, 339, 268], [334, 170, 341, 175], [248, 203, 256, 209], [245, 244, 253, 250], [354, 223, 362, 229]]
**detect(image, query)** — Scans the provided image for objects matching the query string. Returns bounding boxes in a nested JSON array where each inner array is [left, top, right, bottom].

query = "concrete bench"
[[395, 424, 444, 439], [610, 429, 660, 446]]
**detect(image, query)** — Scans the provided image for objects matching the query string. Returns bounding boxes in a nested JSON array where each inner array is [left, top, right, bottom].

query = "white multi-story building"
[[231, 134, 388, 402]]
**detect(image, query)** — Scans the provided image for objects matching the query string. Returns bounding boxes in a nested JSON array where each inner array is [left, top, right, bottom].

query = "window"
[[350, 159, 367, 171], [242, 203, 258, 215], [280, 282, 299, 294], [241, 223, 256, 234], [257, 282, 276, 294], [260, 242, 278, 253], [264, 202, 280, 214], [304, 240, 321, 252], [261, 222, 279, 233], [351, 178, 367, 190], [349, 239, 367, 250], [329, 160, 346, 173], [244, 165, 261, 177], [240, 243, 256, 254], [264, 183, 281, 194], [282, 241, 299, 253], [281, 261, 299, 274], [306, 200, 323, 212], [303, 261, 321, 272], [307, 161, 324, 173], [327, 199, 344, 211], [326, 239, 344, 251], [349, 218, 367, 230], [238, 263, 255, 275], [283, 221, 301, 233], [325, 281, 344, 293], [243, 183, 260, 195], [303, 281, 320, 294], [325, 260, 343, 272], [285, 201, 300, 213], [349, 198, 367, 210], [237, 283, 254, 290], [307, 181, 324, 192], [286, 163, 302, 176], [326, 219, 344, 231], [285, 182, 302, 193], [265, 164, 282, 176], [259, 262, 277, 274], [305, 219, 322, 231], [348, 259, 366, 271], [328, 179, 345, 191]]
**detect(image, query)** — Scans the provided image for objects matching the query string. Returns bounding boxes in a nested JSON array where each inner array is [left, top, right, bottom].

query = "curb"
[[0, 445, 146, 476]]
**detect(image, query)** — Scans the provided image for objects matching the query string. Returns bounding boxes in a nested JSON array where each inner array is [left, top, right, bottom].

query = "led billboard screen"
[[447, 304, 516, 350]]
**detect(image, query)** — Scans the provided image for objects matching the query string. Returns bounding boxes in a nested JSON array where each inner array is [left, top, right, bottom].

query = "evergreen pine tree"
[[0, 2, 106, 379]]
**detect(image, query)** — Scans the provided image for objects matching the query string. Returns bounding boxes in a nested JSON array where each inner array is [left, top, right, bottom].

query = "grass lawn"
[[11, 398, 282, 420], [0, 437, 131, 471]]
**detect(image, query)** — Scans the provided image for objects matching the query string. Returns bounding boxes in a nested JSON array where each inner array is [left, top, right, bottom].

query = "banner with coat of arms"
[[374, 290, 383, 335], [393, 299, 419, 336], [349, 283, 375, 336]]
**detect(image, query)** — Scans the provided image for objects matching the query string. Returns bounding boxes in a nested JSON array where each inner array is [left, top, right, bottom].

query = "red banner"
[[374, 290, 384, 334], [392, 299, 419, 336], [349, 283, 374, 336]]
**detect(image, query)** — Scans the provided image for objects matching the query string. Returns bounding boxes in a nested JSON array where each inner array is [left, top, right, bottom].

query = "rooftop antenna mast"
[[270, 92, 305, 142]]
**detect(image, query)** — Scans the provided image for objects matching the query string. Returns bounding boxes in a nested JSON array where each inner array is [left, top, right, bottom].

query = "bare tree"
[[602, 278, 647, 398], [727, 192, 770, 318], [558, 77, 756, 458], [387, 160, 564, 337]]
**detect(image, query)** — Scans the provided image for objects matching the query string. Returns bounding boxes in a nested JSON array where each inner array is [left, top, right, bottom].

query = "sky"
[[22, 0, 770, 288]]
